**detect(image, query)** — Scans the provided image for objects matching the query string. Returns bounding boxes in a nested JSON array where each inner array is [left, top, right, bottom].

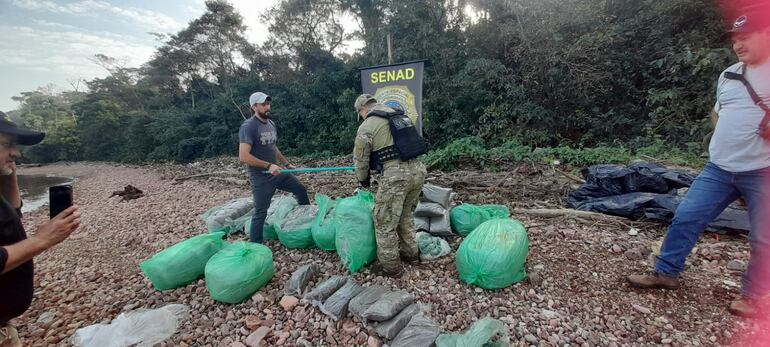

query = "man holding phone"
[[0, 111, 81, 346]]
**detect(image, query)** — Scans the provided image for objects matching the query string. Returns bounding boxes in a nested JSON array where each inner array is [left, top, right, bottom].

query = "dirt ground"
[[11, 158, 768, 346]]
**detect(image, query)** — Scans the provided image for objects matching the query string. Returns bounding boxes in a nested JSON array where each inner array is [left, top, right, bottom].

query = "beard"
[[257, 110, 272, 119]]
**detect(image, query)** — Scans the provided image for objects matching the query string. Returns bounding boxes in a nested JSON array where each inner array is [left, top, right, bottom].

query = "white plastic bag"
[[71, 304, 189, 347]]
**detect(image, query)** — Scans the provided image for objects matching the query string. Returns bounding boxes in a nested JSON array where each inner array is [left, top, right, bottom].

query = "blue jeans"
[[655, 162, 770, 299], [249, 171, 309, 243]]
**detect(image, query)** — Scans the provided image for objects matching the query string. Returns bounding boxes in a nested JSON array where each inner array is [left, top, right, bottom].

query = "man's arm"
[[239, 143, 281, 175], [353, 129, 373, 186], [710, 110, 719, 128], [274, 147, 291, 167], [1, 205, 80, 274]]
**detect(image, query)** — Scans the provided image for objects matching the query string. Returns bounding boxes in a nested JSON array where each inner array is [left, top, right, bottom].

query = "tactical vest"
[[368, 108, 427, 171]]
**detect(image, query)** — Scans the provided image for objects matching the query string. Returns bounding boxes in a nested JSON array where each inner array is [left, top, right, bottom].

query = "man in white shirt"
[[628, 9, 770, 318]]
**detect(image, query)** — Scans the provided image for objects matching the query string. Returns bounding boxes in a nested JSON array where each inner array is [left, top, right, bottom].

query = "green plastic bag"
[[450, 204, 510, 237], [456, 219, 528, 289], [275, 205, 318, 249], [263, 195, 298, 240], [312, 194, 337, 251], [140, 232, 225, 291], [334, 191, 377, 273], [436, 317, 510, 347], [205, 242, 275, 304]]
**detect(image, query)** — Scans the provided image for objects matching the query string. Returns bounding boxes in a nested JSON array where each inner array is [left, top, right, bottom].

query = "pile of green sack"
[[456, 219, 529, 289], [450, 203, 510, 236]]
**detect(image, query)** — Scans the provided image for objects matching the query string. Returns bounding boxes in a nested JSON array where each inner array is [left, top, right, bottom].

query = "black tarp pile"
[[567, 162, 750, 233]]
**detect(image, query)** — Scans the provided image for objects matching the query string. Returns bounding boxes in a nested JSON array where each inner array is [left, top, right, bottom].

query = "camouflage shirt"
[[353, 104, 396, 182]]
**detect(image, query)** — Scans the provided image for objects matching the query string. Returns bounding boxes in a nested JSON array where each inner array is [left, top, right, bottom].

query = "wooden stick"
[[173, 171, 237, 182], [513, 208, 627, 221], [554, 168, 585, 184]]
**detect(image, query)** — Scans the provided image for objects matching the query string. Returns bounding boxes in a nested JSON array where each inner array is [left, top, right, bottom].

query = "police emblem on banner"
[[360, 60, 429, 135]]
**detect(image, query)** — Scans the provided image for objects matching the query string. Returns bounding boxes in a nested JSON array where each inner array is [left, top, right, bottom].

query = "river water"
[[17, 174, 73, 213]]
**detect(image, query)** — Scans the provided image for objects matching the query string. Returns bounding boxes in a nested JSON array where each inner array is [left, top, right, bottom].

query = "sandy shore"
[[9, 161, 762, 346]]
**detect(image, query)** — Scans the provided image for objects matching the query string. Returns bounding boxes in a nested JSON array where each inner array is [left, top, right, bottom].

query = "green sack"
[[450, 204, 510, 237], [205, 242, 275, 304], [456, 219, 528, 289], [436, 317, 510, 347], [140, 232, 225, 291], [334, 191, 377, 273], [263, 195, 298, 240], [311, 194, 337, 251], [275, 205, 318, 249]]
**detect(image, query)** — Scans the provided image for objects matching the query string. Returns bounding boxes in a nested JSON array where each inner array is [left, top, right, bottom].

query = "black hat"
[[729, 10, 770, 33], [0, 111, 45, 145]]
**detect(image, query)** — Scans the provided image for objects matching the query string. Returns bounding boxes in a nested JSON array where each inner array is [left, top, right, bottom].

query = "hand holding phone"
[[49, 185, 73, 219]]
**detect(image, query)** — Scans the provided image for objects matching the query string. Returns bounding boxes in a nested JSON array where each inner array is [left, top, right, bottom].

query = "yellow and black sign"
[[360, 60, 428, 134]]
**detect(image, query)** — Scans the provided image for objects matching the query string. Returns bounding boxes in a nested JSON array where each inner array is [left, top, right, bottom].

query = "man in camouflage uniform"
[[353, 94, 427, 277]]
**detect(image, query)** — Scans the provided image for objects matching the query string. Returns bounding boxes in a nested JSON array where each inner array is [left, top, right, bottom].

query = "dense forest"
[[6, 0, 754, 164]]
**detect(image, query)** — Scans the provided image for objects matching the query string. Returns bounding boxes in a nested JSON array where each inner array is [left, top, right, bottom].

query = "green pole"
[[262, 166, 355, 174]]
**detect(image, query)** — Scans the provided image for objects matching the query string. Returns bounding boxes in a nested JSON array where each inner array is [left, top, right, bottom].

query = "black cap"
[[0, 111, 45, 145], [729, 11, 770, 33]]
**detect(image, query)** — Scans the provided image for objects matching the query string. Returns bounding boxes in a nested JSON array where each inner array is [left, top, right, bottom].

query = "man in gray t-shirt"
[[238, 92, 309, 243], [628, 10, 770, 318]]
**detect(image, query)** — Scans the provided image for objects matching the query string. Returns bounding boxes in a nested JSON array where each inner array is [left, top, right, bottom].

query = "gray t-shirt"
[[710, 61, 770, 172], [239, 117, 277, 173]]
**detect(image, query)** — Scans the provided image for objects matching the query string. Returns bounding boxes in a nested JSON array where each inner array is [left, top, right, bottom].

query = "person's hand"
[[285, 163, 296, 170], [33, 205, 80, 248], [268, 164, 282, 176]]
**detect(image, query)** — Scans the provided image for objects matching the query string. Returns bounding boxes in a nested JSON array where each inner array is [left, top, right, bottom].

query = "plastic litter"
[[140, 232, 225, 291], [450, 204, 510, 237], [363, 290, 415, 322], [567, 163, 749, 233], [263, 195, 299, 240], [349, 285, 391, 320], [319, 280, 364, 320], [421, 184, 452, 208], [414, 202, 447, 218], [429, 213, 453, 237], [415, 217, 430, 232], [284, 263, 320, 296], [311, 194, 337, 251], [435, 317, 510, 347], [70, 304, 189, 347], [456, 219, 529, 289], [334, 191, 377, 273], [303, 275, 349, 307], [200, 198, 253, 232], [204, 242, 275, 304], [275, 205, 318, 249], [391, 313, 441, 347], [416, 232, 451, 261], [375, 303, 422, 340]]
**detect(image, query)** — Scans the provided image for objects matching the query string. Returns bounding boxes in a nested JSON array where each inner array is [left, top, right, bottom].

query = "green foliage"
[[424, 137, 701, 171], [10, 0, 734, 167]]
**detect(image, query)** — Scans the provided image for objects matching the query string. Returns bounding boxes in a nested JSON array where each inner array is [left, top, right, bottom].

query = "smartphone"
[[49, 185, 73, 219]]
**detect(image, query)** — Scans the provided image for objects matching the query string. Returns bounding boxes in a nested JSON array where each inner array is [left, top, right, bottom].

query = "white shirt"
[[710, 60, 770, 172]]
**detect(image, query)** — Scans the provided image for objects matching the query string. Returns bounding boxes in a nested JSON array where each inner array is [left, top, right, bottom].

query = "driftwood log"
[[110, 185, 144, 201]]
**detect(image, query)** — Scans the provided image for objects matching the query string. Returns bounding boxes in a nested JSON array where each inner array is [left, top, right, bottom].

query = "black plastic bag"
[[284, 263, 320, 296], [391, 313, 441, 347], [363, 290, 415, 322], [320, 281, 364, 320], [375, 303, 422, 340], [303, 276, 349, 307], [349, 285, 391, 320]]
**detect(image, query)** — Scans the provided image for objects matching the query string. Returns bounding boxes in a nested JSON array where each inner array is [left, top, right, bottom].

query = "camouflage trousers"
[[373, 159, 427, 271]]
